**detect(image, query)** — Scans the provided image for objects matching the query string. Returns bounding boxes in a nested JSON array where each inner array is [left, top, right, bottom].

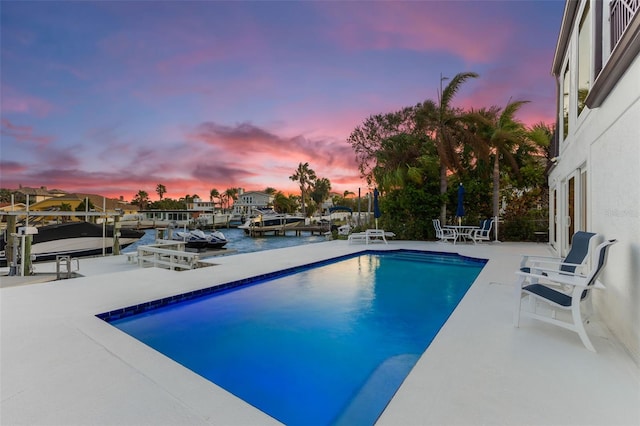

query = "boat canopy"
[[328, 206, 353, 213]]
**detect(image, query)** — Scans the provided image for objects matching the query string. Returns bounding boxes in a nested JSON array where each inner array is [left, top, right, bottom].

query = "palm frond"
[[440, 72, 479, 110]]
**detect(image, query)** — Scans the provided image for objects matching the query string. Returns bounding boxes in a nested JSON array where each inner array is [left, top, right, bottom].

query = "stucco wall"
[[590, 71, 640, 363], [550, 55, 640, 363]]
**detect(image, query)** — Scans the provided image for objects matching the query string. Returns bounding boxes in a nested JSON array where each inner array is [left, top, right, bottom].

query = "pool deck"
[[1, 240, 638, 425]]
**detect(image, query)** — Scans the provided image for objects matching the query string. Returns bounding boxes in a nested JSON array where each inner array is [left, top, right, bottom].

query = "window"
[[577, 2, 591, 115], [580, 169, 588, 230], [562, 64, 570, 139], [567, 176, 575, 244]]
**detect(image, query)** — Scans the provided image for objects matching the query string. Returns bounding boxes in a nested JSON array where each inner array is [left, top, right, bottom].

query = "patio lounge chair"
[[513, 238, 617, 352], [470, 218, 493, 243], [348, 229, 388, 244], [432, 219, 456, 243]]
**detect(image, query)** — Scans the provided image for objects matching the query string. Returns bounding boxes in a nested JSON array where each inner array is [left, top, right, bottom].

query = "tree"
[[471, 100, 530, 238], [59, 202, 73, 222], [209, 188, 220, 210], [372, 132, 429, 191], [273, 192, 298, 213], [526, 122, 554, 164], [416, 72, 480, 223], [289, 162, 316, 216], [76, 198, 96, 212], [222, 188, 238, 211], [156, 184, 167, 200], [348, 107, 419, 185], [181, 194, 200, 206], [132, 190, 150, 210], [264, 187, 277, 195], [149, 198, 186, 210], [310, 177, 331, 211]]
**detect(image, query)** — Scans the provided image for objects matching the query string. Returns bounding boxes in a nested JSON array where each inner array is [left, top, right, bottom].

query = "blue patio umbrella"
[[456, 183, 465, 225], [373, 188, 381, 228]]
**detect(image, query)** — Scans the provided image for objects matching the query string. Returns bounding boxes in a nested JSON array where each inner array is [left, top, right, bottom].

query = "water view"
[[122, 227, 328, 257]]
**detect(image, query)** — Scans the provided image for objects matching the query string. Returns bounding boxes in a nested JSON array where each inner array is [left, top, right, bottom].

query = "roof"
[[551, 0, 578, 75]]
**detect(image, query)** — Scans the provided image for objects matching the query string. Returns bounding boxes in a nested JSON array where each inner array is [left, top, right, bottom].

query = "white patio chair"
[[347, 232, 367, 244], [518, 231, 597, 281], [432, 219, 456, 243], [470, 218, 493, 243], [513, 239, 617, 352]]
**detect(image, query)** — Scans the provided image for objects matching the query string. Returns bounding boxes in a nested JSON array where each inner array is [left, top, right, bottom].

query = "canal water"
[[122, 227, 328, 257]]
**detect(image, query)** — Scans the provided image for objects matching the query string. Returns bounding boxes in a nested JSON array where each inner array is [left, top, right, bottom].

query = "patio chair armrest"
[[520, 254, 563, 262], [519, 254, 561, 267], [516, 269, 600, 289], [529, 260, 584, 270]]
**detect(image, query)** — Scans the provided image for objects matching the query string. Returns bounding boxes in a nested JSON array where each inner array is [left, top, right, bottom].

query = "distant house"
[[232, 190, 274, 217], [29, 193, 136, 213], [550, 0, 639, 360], [0, 202, 27, 214], [189, 198, 216, 212], [16, 186, 64, 203]]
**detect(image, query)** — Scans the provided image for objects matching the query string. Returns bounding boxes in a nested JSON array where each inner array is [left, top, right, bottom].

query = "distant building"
[[550, 0, 639, 360], [232, 190, 274, 217], [15, 186, 65, 203], [188, 198, 216, 212], [28, 193, 138, 215]]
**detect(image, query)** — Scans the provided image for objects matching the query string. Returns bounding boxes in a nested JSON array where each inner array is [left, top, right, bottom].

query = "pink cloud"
[[1, 118, 53, 146], [319, 2, 512, 63], [0, 86, 55, 117]]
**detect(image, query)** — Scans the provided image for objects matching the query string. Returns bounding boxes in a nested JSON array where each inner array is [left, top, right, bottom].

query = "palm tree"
[[527, 121, 554, 164], [310, 177, 331, 208], [472, 100, 530, 239], [132, 190, 149, 210], [289, 162, 316, 216], [416, 72, 479, 223], [224, 188, 238, 211], [156, 184, 167, 200], [373, 133, 427, 191], [209, 188, 220, 210]]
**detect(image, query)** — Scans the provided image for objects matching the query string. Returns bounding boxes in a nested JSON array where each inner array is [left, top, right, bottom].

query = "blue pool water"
[[105, 250, 485, 425]]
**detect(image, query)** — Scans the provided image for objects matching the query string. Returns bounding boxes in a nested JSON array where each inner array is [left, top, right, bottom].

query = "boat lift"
[[2, 210, 125, 276]]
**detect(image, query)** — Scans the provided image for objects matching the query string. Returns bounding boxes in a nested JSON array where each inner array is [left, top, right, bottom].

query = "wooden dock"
[[246, 224, 330, 237]]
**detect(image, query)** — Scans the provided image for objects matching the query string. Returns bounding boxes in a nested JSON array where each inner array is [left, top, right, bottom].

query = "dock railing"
[[134, 241, 202, 270]]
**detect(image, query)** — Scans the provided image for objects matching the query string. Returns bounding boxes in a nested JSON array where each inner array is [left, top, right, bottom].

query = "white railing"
[[610, 0, 640, 50], [134, 241, 202, 270]]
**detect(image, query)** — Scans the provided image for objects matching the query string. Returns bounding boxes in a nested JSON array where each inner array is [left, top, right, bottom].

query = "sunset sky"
[[1, 1, 565, 202]]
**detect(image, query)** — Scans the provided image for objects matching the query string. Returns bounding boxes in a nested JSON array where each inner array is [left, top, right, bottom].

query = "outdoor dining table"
[[443, 225, 480, 244]]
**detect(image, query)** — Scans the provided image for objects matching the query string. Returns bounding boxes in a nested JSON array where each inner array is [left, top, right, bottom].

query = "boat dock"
[[245, 224, 330, 237]]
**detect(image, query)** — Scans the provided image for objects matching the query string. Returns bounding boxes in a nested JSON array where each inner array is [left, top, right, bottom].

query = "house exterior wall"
[[232, 191, 273, 215], [550, 0, 640, 362]]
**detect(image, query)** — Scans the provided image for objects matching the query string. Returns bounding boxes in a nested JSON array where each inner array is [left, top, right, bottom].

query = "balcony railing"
[[610, 0, 640, 50]]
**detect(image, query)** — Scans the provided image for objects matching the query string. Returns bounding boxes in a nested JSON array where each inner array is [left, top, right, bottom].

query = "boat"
[[170, 229, 228, 250], [171, 229, 209, 249], [228, 213, 246, 227], [200, 229, 228, 249], [238, 208, 305, 235], [0, 221, 145, 266]]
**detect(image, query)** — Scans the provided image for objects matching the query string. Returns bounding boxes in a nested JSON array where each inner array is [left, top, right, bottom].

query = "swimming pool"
[[101, 250, 486, 425]]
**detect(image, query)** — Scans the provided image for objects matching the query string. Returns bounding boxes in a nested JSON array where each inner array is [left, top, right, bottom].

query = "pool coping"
[[1, 240, 638, 425], [97, 249, 487, 323]]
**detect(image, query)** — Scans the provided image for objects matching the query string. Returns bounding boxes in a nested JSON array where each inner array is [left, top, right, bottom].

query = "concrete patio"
[[1, 240, 638, 425]]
